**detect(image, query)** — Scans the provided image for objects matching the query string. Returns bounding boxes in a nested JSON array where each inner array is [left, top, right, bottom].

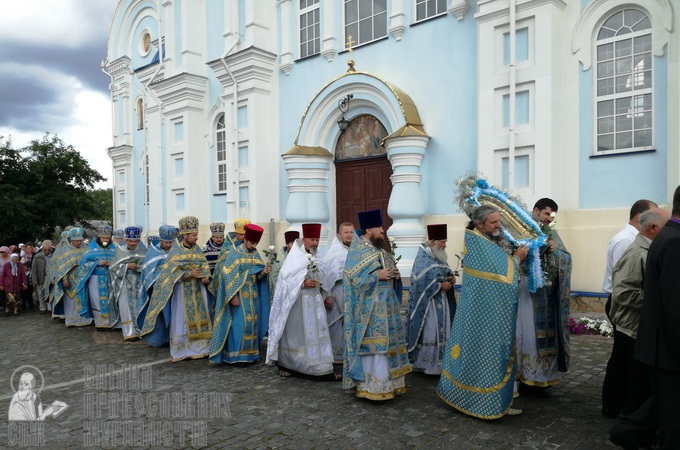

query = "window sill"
[[589, 148, 656, 158], [410, 13, 447, 28], [338, 35, 389, 54], [213, 192, 227, 197], [294, 53, 322, 64]]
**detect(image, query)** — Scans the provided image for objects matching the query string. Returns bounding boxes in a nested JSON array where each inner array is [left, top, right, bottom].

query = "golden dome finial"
[[346, 35, 356, 73]]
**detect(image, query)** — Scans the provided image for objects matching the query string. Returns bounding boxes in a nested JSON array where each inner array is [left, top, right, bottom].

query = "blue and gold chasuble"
[[108, 244, 147, 331], [140, 241, 212, 346], [407, 244, 456, 366], [75, 240, 115, 323], [437, 228, 520, 419], [203, 238, 223, 275], [47, 243, 86, 318], [342, 235, 411, 390], [208, 245, 270, 364], [136, 243, 171, 330]]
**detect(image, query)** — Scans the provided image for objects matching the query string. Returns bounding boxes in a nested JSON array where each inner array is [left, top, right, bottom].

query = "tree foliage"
[[0, 134, 109, 244]]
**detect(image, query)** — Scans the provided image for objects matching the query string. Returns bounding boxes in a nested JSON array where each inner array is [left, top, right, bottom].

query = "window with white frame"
[[595, 9, 652, 154], [344, 0, 387, 47], [216, 114, 227, 193], [415, 0, 447, 22], [299, 0, 320, 58]]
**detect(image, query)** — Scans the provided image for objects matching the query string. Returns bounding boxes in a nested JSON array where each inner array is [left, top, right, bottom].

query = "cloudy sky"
[[0, 0, 119, 187]]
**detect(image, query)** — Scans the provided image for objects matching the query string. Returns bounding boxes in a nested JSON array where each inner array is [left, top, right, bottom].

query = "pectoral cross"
[[346, 35, 356, 72]]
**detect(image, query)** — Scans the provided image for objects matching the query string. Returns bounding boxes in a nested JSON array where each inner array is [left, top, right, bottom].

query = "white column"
[[385, 135, 429, 277], [282, 152, 333, 244]]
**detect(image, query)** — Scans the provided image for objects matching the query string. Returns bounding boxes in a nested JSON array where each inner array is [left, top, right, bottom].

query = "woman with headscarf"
[[0, 253, 28, 316]]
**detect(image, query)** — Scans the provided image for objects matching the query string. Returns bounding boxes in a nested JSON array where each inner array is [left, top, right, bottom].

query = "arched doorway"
[[334, 114, 392, 231]]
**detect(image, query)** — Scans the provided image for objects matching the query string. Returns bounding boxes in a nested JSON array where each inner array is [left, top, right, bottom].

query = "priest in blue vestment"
[[141, 216, 212, 361], [137, 225, 178, 336], [407, 224, 456, 375], [48, 227, 88, 326], [108, 226, 147, 339], [437, 205, 528, 418], [76, 224, 115, 328], [209, 224, 271, 365], [343, 210, 411, 400]]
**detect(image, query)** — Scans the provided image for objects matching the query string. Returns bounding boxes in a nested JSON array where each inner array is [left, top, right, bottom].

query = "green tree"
[[87, 188, 114, 223], [0, 134, 107, 244]]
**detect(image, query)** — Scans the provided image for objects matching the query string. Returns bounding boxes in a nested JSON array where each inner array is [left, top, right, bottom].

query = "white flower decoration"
[[268, 245, 275, 251]]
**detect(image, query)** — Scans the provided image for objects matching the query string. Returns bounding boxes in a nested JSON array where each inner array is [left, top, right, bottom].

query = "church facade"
[[105, 0, 678, 291]]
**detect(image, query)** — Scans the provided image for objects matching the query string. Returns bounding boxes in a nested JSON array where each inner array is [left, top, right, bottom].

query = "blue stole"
[[136, 243, 170, 331], [75, 240, 115, 319], [437, 228, 519, 419], [407, 245, 456, 362], [47, 243, 86, 315], [208, 245, 270, 364]]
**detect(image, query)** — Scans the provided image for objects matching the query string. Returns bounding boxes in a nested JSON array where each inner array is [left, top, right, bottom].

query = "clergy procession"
[[4, 178, 680, 449], [0, 177, 586, 422]]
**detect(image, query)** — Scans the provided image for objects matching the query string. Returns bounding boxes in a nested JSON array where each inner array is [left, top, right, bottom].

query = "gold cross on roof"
[[346, 35, 356, 72]]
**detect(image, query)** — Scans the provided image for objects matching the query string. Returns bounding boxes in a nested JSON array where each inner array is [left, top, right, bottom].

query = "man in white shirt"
[[601, 199, 656, 418]]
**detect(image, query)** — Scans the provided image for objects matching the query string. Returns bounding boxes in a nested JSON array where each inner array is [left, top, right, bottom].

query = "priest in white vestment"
[[266, 223, 336, 380]]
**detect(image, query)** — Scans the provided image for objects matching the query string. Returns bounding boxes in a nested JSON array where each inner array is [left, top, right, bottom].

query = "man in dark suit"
[[611, 185, 680, 449]]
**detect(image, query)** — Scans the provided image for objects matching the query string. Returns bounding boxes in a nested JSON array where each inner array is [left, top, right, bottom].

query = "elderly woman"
[[0, 253, 28, 316]]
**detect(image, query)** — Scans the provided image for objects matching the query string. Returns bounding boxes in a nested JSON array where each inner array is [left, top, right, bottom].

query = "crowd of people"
[[2, 185, 678, 447]]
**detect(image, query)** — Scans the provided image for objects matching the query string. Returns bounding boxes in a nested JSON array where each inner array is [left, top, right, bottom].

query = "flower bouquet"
[[568, 317, 613, 337]]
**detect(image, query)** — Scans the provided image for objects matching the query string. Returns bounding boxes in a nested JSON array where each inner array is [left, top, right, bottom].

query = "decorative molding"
[[449, 0, 469, 21], [321, 37, 336, 62], [389, 11, 406, 41], [280, 52, 294, 75], [475, 0, 567, 22], [107, 145, 133, 167], [208, 46, 278, 87], [149, 72, 207, 112], [572, 0, 673, 70]]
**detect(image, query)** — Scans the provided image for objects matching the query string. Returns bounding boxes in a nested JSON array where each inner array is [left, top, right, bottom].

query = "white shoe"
[[506, 408, 523, 416]]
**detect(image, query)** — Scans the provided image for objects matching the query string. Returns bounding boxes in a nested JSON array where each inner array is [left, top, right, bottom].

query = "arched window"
[[595, 9, 652, 154], [216, 114, 227, 193], [137, 98, 144, 130]]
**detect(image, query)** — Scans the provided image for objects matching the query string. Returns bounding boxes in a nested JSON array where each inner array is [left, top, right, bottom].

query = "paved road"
[[0, 312, 618, 449]]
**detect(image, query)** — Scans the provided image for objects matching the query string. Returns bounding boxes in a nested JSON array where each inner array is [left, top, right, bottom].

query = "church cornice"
[[105, 56, 132, 77], [206, 45, 277, 88], [475, 0, 567, 22], [107, 145, 133, 167], [149, 72, 207, 111]]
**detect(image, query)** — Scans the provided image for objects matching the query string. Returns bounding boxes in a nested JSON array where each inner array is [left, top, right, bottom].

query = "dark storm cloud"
[[0, 38, 110, 94], [0, 69, 77, 132]]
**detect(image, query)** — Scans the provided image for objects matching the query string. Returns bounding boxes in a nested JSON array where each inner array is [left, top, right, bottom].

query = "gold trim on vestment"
[[437, 392, 513, 420], [519, 377, 560, 388], [463, 262, 514, 285], [355, 386, 407, 401], [171, 352, 209, 363], [441, 351, 515, 394]]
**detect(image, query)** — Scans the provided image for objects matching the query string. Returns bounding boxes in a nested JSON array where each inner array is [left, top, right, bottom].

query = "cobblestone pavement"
[[0, 312, 618, 450]]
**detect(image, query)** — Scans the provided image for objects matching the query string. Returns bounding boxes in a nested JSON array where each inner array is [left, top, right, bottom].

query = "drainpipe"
[[100, 60, 117, 225], [220, 36, 240, 220], [508, 0, 517, 190]]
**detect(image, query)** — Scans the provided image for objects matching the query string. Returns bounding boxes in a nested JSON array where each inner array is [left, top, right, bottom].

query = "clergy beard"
[[432, 247, 448, 263], [370, 237, 384, 249], [306, 247, 317, 257]]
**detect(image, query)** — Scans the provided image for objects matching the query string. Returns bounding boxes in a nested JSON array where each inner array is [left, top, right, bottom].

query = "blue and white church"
[[104, 0, 678, 292]]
